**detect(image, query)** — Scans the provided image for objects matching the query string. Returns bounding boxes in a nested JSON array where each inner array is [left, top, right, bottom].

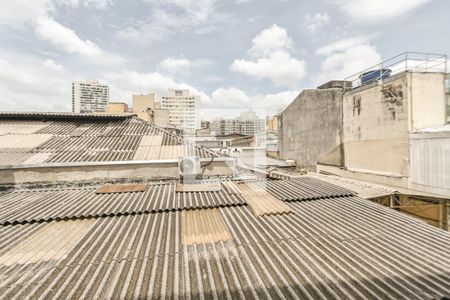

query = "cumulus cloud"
[[335, 0, 433, 23], [211, 87, 250, 108], [248, 24, 293, 57], [0, 0, 51, 26], [42, 58, 65, 72], [159, 57, 193, 74], [314, 36, 382, 84], [118, 0, 229, 43], [315, 36, 369, 56], [231, 51, 306, 87], [305, 12, 330, 33], [101, 70, 212, 107], [231, 24, 306, 87], [0, 55, 70, 111], [36, 16, 102, 56]]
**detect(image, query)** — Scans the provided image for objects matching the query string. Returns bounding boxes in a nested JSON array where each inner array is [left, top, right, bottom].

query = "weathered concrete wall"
[[280, 89, 344, 169], [342, 74, 410, 176], [341, 72, 447, 178], [0, 159, 236, 185], [409, 72, 447, 130]]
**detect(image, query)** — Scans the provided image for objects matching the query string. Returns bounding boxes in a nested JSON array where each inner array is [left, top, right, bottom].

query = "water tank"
[[360, 69, 391, 85]]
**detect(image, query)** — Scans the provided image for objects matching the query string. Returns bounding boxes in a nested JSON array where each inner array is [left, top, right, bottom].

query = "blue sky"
[[0, 0, 449, 119]]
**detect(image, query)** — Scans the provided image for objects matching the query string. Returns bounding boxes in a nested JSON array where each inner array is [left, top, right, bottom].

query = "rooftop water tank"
[[360, 69, 391, 85]]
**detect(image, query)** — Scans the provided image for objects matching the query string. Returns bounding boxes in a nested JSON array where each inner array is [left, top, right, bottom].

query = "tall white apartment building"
[[162, 89, 198, 135], [72, 80, 109, 113]]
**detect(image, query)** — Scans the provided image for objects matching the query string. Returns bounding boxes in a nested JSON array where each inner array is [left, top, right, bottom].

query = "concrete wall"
[[106, 102, 128, 114], [133, 94, 155, 122], [409, 72, 447, 130], [0, 159, 236, 186], [154, 109, 169, 127], [279, 89, 344, 169], [324, 71, 448, 188], [342, 74, 410, 177]]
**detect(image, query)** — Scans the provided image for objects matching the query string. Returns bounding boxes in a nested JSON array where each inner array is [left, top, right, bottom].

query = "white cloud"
[[211, 87, 250, 108], [102, 70, 212, 106], [42, 58, 65, 72], [231, 24, 306, 87], [248, 24, 293, 58], [0, 56, 70, 111], [0, 0, 51, 26], [158, 57, 193, 74], [305, 12, 330, 33], [231, 51, 306, 87], [315, 36, 369, 56], [118, 0, 228, 43], [315, 37, 382, 84], [82, 0, 112, 9], [0, 0, 112, 26], [335, 0, 433, 23], [35, 16, 102, 56]]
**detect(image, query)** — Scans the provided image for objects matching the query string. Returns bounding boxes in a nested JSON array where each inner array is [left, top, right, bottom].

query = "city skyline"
[[0, 0, 449, 118]]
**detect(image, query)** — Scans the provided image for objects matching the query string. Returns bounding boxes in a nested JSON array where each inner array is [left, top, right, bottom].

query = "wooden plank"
[[181, 208, 231, 245], [176, 183, 222, 192], [238, 183, 294, 217], [95, 184, 147, 194]]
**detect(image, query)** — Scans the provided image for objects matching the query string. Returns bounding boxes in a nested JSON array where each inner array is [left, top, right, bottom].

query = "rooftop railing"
[[344, 52, 448, 90]]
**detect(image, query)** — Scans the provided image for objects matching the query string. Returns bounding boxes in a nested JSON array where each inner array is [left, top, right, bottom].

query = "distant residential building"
[[106, 102, 128, 114], [131, 94, 170, 127], [72, 80, 109, 113], [211, 111, 265, 136], [200, 121, 210, 129], [162, 89, 198, 135], [266, 115, 279, 132]]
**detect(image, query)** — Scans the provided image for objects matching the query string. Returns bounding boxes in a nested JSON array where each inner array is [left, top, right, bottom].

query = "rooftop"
[[0, 177, 450, 299], [0, 112, 216, 166]]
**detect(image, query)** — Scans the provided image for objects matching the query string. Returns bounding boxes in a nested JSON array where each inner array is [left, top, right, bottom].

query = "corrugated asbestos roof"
[[0, 115, 216, 165], [0, 178, 449, 299], [243, 177, 355, 201], [0, 182, 246, 225]]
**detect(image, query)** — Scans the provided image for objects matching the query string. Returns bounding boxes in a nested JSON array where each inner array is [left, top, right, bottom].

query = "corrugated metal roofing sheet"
[[0, 124, 47, 135], [244, 177, 355, 201], [0, 182, 246, 225], [0, 196, 450, 299], [0, 219, 95, 266], [238, 183, 294, 216], [0, 134, 53, 150], [0, 116, 216, 166], [181, 208, 231, 245]]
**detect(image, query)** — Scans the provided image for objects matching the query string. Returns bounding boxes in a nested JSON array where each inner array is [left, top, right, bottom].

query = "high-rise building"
[[162, 89, 198, 135], [72, 80, 109, 113]]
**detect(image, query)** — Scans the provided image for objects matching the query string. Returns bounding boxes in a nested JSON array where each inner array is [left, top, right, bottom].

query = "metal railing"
[[344, 52, 448, 90]]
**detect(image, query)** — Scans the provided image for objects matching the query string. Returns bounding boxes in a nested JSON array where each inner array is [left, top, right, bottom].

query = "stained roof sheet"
[[0, 182, 246, 225], [0, 196, 449, 299], [0, 115, 216, 166], [243, 177, 355, 201]]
